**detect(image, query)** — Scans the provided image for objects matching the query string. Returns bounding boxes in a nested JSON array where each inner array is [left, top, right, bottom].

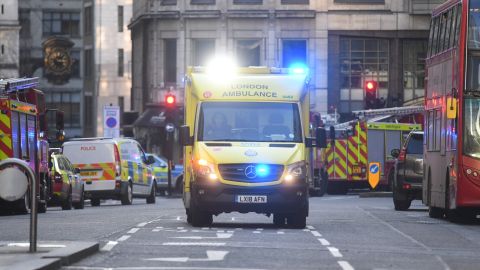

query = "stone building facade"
[[130, 0, 444, 122], [0, 0, 20, 78]]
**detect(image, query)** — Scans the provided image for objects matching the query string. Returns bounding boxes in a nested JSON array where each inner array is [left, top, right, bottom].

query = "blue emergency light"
[[255, 164, 270, 178], [288, 63, 308, 75]]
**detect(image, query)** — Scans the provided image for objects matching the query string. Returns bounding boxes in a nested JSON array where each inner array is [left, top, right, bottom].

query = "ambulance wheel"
[[287, 213, 306, 229], [190, 201, 212, 227], [91, 198, 101, 207], [121, 183, 133, 205], [62, 187, 73, 210], [38, 202, 47, 213], [273, 214, 286, 227], [73, 188, 85, 209], [393, 199, 411, 211], [146, 182, 156, 204]]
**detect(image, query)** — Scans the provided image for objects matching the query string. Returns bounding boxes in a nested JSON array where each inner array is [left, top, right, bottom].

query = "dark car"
[[391, 131, 424, 211]]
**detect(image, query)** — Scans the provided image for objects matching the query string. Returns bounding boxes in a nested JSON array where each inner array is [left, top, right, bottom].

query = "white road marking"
[[152, 229, 160, 232], [256, 228, 263, 231], [358, 207, 451, 270], [307, 225, 315, 230], [137, 222, 148, 227], [338, 261, 355, 270], [302, 229, 310, 232], [311, 231, 322, 237], [173, 233, 233, 240], [217, 230, 225, 233], [176, 216, 181, 221], [231, 217, 236, 221], [277, 231, 285, 234], [177, 227, 184, 230], [145, 250, 229, 262], [128, 228, 140, 234], [162, 242, 226, 246], [327, 247, 343, 258], [202, 227, 209, 230], [101, 241, 118, 252], [116, 235, 131, 242], [227, 230, 234, 233], [318, 238, 330, 246], [253, 231, 261, 234]]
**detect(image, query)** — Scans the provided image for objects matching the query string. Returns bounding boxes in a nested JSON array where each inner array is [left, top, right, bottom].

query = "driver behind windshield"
[[205, 112, 232, 140]]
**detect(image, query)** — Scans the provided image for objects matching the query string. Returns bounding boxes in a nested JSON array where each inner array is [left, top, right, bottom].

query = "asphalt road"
[[2, 195, 480, 270]]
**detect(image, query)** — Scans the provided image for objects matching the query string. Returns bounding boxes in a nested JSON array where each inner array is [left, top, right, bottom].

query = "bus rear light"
[[403, 183, 411, 190]]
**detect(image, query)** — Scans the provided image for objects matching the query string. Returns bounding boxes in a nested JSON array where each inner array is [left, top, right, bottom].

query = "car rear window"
[[406, 134, 423, 155], [63, 143, 115, 165]]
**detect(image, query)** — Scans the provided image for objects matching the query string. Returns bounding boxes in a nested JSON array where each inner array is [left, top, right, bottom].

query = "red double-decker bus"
[[423, 0, 480, 220]]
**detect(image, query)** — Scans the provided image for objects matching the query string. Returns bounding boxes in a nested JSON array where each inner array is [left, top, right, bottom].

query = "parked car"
[[391, 131, 424, 211], [62, 138, 156, 206], [48, 153, 85, 210], [146, 153, 183, 194]]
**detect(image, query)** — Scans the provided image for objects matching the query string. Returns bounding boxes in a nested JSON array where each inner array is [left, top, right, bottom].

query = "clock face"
[[46, 48, 72, 74]]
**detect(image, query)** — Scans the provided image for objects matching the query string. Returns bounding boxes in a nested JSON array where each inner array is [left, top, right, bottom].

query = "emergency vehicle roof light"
[[206, 56, 237, 79], [0, 77, 39, 93], [288, 63, 308, 75]]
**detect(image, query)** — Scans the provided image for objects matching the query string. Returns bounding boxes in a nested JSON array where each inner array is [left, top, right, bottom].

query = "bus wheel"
[[91, 198, 101, 207], [273, 214, 286, 227], [428, 206, 444, 218]]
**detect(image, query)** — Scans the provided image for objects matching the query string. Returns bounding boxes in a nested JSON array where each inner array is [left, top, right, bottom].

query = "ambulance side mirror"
[[316, 127, 327, 148], [180, 125, 192, 146]]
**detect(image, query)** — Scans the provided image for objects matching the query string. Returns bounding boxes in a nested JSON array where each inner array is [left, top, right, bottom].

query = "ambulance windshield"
[[198, 102, 302, 143]]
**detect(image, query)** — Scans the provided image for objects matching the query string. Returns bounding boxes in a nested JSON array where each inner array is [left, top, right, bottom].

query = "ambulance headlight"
[[284, 161, 307, 182], [194, 159, 217, 181]]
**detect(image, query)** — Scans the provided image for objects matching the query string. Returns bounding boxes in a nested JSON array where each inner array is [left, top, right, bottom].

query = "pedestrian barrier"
[[0, 158, 38, 252]]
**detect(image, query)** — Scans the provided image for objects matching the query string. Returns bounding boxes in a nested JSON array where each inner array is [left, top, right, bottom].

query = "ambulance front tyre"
[[121, 182, 133, 205], [189, 197, 213, 227], [273, 214, 286, 227], [146, 181, 156, 204]]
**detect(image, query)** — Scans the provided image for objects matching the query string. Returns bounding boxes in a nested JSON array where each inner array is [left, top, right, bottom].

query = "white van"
[[62, 138, 156, 206]]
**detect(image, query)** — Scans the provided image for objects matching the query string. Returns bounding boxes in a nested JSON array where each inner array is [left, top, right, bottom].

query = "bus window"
[[20, 113, 28, 159], [11, 112, 20, 158]]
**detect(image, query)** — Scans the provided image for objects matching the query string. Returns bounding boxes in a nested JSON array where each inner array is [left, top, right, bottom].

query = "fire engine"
[[0, 77, 64, 214], [310, 106, 424, 195]]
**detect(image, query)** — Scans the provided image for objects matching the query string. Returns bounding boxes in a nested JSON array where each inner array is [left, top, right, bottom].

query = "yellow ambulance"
[[180, 65, 323, 228], [62, 138, 157, 206]]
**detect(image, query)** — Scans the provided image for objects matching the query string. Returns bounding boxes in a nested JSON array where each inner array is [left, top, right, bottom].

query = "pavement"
[[0, 241, 98, 270]]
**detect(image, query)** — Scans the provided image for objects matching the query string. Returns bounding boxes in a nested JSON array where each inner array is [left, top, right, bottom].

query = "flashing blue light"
[[289, 63, 308, 75], [256, 165, 270, 178]]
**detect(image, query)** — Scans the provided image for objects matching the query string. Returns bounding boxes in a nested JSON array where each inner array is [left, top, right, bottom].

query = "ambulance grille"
[[218, 164, 284, 183]]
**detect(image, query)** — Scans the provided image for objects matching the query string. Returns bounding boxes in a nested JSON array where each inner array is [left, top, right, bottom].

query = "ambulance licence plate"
[[236, 195, 267, 203]]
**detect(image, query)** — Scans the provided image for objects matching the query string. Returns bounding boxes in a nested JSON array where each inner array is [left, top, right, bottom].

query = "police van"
[[62, 138, 156, 206]]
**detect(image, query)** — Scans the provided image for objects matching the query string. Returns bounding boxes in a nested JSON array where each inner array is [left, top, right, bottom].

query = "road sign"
[[103, 105, 120, 138], [368, 162, 380, 189]]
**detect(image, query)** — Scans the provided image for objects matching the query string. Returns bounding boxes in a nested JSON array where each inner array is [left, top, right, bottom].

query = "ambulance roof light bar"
[[0, 77, 39, 93]]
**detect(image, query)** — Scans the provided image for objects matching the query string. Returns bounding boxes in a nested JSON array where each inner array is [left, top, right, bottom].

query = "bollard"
[[0, 158, 37, 252]]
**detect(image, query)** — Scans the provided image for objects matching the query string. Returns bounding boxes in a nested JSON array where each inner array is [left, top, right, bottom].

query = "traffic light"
[[364, 80, 377, 109], [165, 93, 176, 107]]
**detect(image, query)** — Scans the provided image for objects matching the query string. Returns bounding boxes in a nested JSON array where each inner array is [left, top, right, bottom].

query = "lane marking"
[[253, 231, 261, 234], [311, 231, 322, 237], [338, 261, 355, 270], [277, 231, 285, 234], [152, 229, 160, 232], [177, 227, 184, 230], [358, 206, 451, 270], [173, 233, 233, 240], [231, 217, 236, 221], [318, 238, 330, 246], [176, 216, 181, 221], [128, 228, 140, 234], [302, 229, 310, 232], [116, 235, 131, 242], [256, 228, 263, 231], [307, 225, 315, 230], [162, 242, 226, 246], [202, 227, 209, 230], [145, 250, 229, 262], [327, 247, 343, 258], [101, 241, 118, 252], [137, 222, 148, 227]]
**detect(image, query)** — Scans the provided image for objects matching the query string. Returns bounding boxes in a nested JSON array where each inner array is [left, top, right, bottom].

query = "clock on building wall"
[[43, 37, 74, 85]]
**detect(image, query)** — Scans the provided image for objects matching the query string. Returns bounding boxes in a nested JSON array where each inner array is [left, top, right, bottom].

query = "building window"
[[191, 0, 215, 4], [282, 40, 307, 68], [84, 49, 93, 78], [84, 6, 93, 36], [234, 0, 262, 4], [46, 92, 81, 128], [84, 96, 93, 127], [193, 39, 215, 66], [71, 50, 81, 78], [236, 39, 262, 67], [334, 0, 384, 3], [339, 38, 389, 113], [164, 39, 177, 83], [19, 10, 30, 37], [118, 49, 124, 77], [281, 0, 309, 4], [161, 0, 177, 5], [42, 11, 80, 37], [118, 6, 124, 32], [403, 40, 427, 103]]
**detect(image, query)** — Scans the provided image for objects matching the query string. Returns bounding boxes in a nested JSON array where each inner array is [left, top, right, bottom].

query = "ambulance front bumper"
[[191, 179, 308, 215]]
